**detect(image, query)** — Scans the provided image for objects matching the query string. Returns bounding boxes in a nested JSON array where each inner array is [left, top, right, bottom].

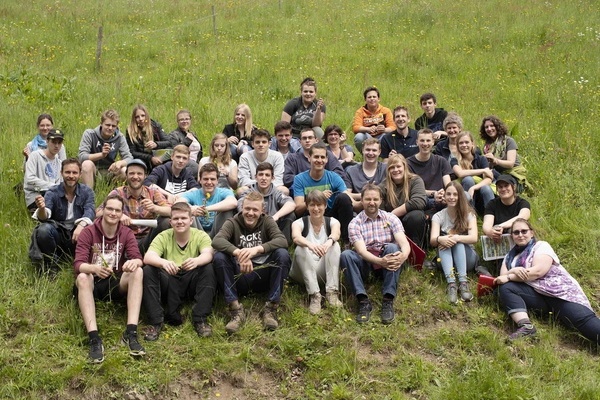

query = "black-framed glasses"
[[511, 229, 530, 236]]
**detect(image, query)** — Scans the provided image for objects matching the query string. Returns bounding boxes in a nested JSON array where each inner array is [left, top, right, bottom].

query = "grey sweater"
[[78, 126, 132, 169]]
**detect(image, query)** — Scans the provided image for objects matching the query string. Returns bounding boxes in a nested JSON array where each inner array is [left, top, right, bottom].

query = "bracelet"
[[328, 237, 335, 244], [436, 236, 440, 244]]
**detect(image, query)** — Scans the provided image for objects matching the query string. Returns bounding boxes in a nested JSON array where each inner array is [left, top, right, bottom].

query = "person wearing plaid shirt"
[[341, 183, 410, 325]]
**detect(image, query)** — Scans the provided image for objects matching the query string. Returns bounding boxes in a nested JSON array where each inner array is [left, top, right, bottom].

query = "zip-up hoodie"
[[73, 217, 142, 275], [211, 212, 287, 264], [78, 126, 133, 170]]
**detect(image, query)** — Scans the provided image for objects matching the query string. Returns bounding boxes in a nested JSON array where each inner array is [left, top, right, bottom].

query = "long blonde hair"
[[384, 154, 416, 209], [234, 104, 253, 140], [209, 133, 232, 167], [127, 104, 153, 144], [456, 131, 476, 170]]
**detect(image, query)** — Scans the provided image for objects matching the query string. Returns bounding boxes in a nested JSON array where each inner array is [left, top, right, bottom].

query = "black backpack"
[[301, 216, 331, 237]]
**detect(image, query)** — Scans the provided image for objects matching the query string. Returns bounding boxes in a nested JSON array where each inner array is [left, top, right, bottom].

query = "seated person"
[[168, 109, 202, 178], [281, 77, 326, 138], [494, 219, 600, 345], [73, 194, 145, 363], [223, 104, 256, 159], [237, 129, 287, 196], [23, 113, 66, 162], [199, 133, 238, 190], [345, 138, 387, 212], [480, 115, 529, 192], [292, 142, 354, 245], [323, 124, 354, 167], [269, 120, 301, 160], [212, 192, 291, 333], [352, 86, 395, 152], [237, 162, 296, 244], [78, 109, 132, 188], [30, 158, 95, 273], [380, 106, 419, 162], [414, 92, 448, 141], [176, 163, 237, 238], [142, 202, 216, 340], [283, 128, 350, 193], [380, 154, 428, 248], [289, 190, 342, 315], [125, 104, 170, 173], [24, 129, 67, 211], [430, 182, 478, 304], [407, 129, 452, 213], [434, 112, 464, 165], [144, 144, 200, 204], [341, 184, 410, 324], [96, 159, 171, 254]]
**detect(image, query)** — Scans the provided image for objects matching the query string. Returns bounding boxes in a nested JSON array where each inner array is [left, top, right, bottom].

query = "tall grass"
[[1, 0, 599, 398]]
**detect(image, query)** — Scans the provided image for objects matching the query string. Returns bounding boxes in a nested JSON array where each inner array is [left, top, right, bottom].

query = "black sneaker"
[[121, 331, 146, 357], [194, 320, 213, 338], [88, 337, 105, 364], [356, 299, 372, 324], [509, 324, 537, 341], [381, 299, 395, 324], [143, 323, 163, 341]]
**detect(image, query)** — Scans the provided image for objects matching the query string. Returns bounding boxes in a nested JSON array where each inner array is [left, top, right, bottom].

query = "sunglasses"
[[511, 229, 531, 236]]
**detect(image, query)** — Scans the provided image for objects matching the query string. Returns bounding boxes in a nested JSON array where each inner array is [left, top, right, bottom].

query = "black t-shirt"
[[484, 197, 530, 230]]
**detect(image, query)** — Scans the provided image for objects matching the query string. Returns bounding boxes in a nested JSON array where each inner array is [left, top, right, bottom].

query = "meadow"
[[1, 0, 600, 398]]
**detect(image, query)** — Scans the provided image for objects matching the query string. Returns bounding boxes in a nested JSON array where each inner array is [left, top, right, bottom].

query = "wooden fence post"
[[95, 25, 103, 71]]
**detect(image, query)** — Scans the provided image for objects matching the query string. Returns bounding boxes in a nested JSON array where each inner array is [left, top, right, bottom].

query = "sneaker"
[[509, 324, 537, 341], [121, 330, 146, 357], [88, 337, 105, 364], [381, 299, 395, 325], [194, 320, 213, 338], [459, 282, 473, 302], [356, 299, 372, 323], [446, 283, 458, 305], [308, 293, 322, 315], [261, 302, 279, 330], [475, 265, 493, 277], [225, 304, 246, 334], [143, 323, 163, 341], [326, 291, 343, 308]]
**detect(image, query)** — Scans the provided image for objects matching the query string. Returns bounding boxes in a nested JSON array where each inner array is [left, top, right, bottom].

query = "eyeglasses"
[[511, 229, 530, 236], [105, 206, 123, 214], [178, 117, 191, 122]]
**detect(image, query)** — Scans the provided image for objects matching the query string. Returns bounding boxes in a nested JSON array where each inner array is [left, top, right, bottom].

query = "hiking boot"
[[381, 299, 395, 325], [509, 324, 537, 341], [326, 290, 343, 308], [262, 302, 279, 330], [446, 283, 458, 305], [194, 320, 213, 338], [308, 292, 322, 315], [356, 299, 373, 323], [121, 330, 146, 357], [225, 304, 246, 334], [88, 337, 105, 364], [459, 281, 473, 302], [143, 323, 163, 341]]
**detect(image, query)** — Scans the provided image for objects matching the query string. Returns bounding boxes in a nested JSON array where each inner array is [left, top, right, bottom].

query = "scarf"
[[483, 136, 507, 160], [30, 134, 48, 152], [504, 238, 536, 270]]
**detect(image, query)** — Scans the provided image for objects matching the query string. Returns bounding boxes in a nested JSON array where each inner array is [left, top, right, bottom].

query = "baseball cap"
[[47, 129, 64, 140]]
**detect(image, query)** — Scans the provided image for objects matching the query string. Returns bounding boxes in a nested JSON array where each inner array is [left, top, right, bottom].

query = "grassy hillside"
[[1, 0, 599, 398]]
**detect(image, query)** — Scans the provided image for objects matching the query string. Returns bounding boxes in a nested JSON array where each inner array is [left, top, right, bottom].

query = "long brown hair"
[[384, 154, 416, 209], [444, 181, 473, 234], [127, 104, 153, 144]]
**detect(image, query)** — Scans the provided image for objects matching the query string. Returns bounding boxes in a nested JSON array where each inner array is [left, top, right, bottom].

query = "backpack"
[[301, 216, 331, 237]]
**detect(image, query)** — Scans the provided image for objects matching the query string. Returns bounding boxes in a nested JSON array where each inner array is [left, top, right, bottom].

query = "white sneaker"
[[308, 293, 322, 315]]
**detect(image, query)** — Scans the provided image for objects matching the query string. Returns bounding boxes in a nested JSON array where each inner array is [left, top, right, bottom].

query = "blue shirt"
[[292, 170, 347, 210], [180, 187, 235, 230]]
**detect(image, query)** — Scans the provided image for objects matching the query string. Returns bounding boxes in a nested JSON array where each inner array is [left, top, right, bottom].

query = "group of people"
[[23, 80, 599, 363]]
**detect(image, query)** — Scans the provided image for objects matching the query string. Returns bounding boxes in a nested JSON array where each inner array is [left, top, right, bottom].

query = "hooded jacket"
[[73, 217, 142, 275], [78, 125, 132, 169]]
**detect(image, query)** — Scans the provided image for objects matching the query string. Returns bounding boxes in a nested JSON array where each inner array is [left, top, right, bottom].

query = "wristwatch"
[[78, 221, 89, 227]]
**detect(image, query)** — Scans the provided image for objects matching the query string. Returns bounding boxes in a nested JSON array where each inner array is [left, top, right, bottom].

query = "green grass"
[[1, 0, 600, 398]]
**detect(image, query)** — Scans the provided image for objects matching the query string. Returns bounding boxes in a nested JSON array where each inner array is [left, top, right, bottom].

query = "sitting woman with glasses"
[[323, 125, 355, 167], [494, 219, 600, 344], [168, 109, 202, 178]]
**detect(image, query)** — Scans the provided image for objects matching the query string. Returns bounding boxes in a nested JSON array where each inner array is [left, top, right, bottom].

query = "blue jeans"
[[341, 243, 402, 299], [35, 222, 74, 267], [461, 176, 495, 209], [438, 243, 478, 283], [213, 248, 290, 304], [499, 282, 600, 345]]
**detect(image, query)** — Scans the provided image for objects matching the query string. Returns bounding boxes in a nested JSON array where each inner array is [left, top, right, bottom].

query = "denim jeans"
[[461, 176, 495, 209], [499, 282, 600, 345], [35, 222, 74, 267], [438, 243, 478, 283], [213, 248, 290, 304], [341, 243, 402, 298]]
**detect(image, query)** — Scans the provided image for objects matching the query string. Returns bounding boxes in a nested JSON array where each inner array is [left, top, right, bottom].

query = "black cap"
[[47, 129, 64, 140], [496, 174, 516, 185], [126, 159, 147, 172]]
